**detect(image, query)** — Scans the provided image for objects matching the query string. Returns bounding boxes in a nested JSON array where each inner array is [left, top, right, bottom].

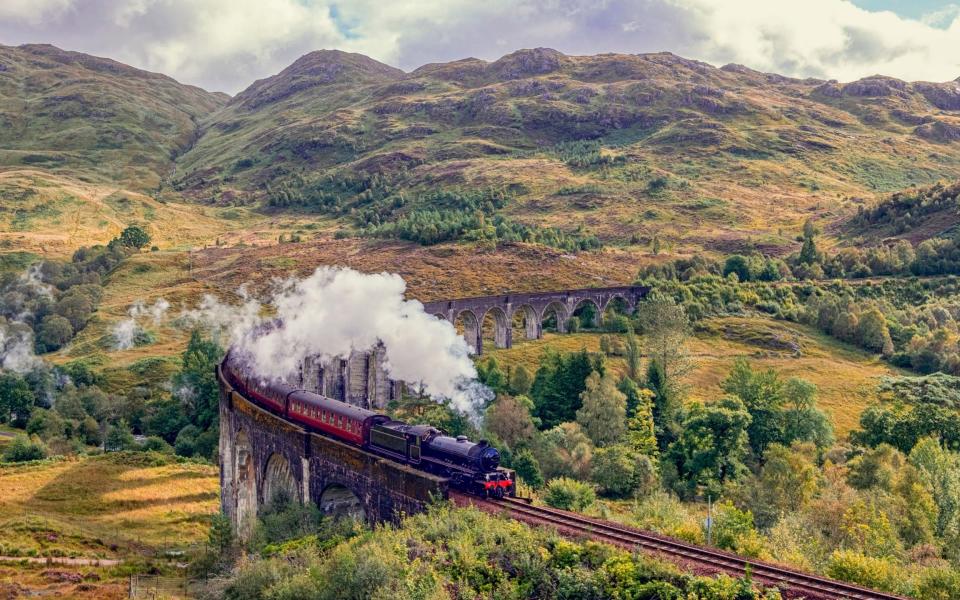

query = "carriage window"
[[338, 415, 343, 428]]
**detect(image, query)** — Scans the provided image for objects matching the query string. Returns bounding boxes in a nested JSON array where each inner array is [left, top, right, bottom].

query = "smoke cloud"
[[112, 298, 170, 350], [187, 267, 491, 418]]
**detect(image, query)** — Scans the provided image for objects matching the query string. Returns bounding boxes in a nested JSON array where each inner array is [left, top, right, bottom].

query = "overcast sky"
[[2, 0, 960, 94]]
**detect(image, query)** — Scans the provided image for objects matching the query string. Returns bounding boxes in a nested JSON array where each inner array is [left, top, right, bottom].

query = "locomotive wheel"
[[493, 487, 505, 499]]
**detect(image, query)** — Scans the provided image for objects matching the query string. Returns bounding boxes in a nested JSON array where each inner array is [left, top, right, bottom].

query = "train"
[[219, 351, 516, 498]]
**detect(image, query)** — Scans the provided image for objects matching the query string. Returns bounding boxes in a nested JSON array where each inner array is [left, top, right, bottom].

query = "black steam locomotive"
[[220, 351, 515, 498]]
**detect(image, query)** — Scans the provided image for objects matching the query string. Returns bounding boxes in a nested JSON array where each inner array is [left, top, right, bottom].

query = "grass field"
[[0, 452, 217, 597], [0, 453, 218, 559], [485, 315, 901, 436]]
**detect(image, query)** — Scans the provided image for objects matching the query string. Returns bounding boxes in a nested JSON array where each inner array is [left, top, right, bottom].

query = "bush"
[[825, 550, 902, 593], [3, 434, 48, 462], [591, 444, 643, 497], [543, 477, 596, 511], [140, 436, 173, 453]]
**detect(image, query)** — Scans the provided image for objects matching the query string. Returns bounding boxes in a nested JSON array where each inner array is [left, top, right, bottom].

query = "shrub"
[[3, 434, 48, 462], [543, 477, 596, 511], [140, 436, 173, 453], [591, 444, 643, 497], [825, 550, 902, 593]]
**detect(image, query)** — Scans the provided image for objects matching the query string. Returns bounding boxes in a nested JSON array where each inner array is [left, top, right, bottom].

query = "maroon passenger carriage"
[[220, 351, 516, 498]]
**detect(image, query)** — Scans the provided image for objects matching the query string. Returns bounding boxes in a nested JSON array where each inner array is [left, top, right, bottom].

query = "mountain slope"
[[0, 44, 226, 192], [174, 47, 960, 252]]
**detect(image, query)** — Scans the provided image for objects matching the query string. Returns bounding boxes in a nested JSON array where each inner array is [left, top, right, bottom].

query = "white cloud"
[[2, 0, 960, 93], [0, 0, 72, 25]]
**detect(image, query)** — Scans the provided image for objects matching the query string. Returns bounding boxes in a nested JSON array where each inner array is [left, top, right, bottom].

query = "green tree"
[[105, 419, 135, 451], [512, 448, 544, 489], [54, 291, 94, 331], [908, 438, 960, 556], [723, 255, 752, 281], [665, 397, 752, 498], [781, 378, 833, 449], [477, 357, 507, 393], [576, 371, 627, 447], [721, 359, 785, 456], [591, 444, 644, 497], [625, 386, 658, 456], [0, 373, 35, 427], [484, 394, 536, 449], [174, 330, 224, 430], [751, 442, 818, 527], [531, 349, 601, 429], [646, 358, 680, 450], [799, 219, 819, 265], [118, 225, 151, 250], [857, 308, 894, 356], [636, 294, 690, 381], [624, 327, 642, 382], [36, 315, 73, 352], [508, 364, 532, 396]]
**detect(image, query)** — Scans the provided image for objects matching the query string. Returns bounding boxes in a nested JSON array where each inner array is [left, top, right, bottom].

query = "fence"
[[128, 575, 188, 599]]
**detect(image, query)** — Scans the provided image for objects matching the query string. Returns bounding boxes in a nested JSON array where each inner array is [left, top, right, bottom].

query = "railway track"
[[456, 493, 907, 600]]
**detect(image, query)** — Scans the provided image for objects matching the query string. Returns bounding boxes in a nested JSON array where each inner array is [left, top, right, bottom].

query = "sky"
[[1, 0, 960, 94]]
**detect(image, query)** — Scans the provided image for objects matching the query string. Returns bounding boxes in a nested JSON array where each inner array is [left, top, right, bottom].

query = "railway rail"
[[452, 493, 908, 600]]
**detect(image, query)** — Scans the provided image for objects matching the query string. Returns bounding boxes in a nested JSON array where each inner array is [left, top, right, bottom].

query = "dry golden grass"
[[0, 453, 218, 560], [486, 316, 900, 437]]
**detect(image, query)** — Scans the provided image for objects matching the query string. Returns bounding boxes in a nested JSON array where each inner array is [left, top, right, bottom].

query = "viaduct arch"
[[422, 285, 648, 354], [220, 285, 650, 539]]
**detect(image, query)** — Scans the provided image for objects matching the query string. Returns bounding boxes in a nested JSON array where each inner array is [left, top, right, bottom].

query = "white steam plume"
[[186, 267, 491, 418], [0, 320, 42, 374], [112, 298, 171, 350]]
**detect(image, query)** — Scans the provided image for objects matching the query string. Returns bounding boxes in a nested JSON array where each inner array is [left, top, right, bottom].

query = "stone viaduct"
[[422, 285, 649, 354], [219, 285, 650, 539]]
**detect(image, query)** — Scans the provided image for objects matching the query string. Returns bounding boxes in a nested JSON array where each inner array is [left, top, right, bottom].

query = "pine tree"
[[624, 327, 642, 381], [646, 358, 678, 450]]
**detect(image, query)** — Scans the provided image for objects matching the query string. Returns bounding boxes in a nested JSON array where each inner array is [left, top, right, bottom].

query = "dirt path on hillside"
[[0, 556, 121, 566]]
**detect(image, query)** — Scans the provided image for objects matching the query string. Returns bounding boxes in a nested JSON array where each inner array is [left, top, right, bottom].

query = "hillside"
[[0, 44, 226, 193], [174, 47, 960, 253]]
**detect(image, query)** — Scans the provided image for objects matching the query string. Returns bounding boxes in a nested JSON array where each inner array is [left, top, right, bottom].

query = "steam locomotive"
[[219, 351, 515, 498]]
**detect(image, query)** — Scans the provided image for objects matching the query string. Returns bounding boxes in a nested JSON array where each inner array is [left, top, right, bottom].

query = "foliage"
[[543, 477, 597, 511], [118, 225, 151, 250], [591, 444, 658, 498], [531, 348, 603, 429], [722, 359, 833, 455], [0, 372, 35, 427], [2, 434, 48, 462], [105, 418, 135, 451], [664, 397, 752, 498], [576, 370, 626, 447], [214, 505, 778, 600], [484, 394, 536, 450]]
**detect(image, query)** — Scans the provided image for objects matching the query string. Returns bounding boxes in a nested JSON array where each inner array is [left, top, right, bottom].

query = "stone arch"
[[261, 452, 298, 510], [602, 294, 633, 316], [481, 306, 510, 350], [540, 301, 569, 333], [511, 304, 540, 340], [234, 431, 257, 541], [319, 482, 365, 521], [454, 309, 481, 354], [570, 297, 602, 329]]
